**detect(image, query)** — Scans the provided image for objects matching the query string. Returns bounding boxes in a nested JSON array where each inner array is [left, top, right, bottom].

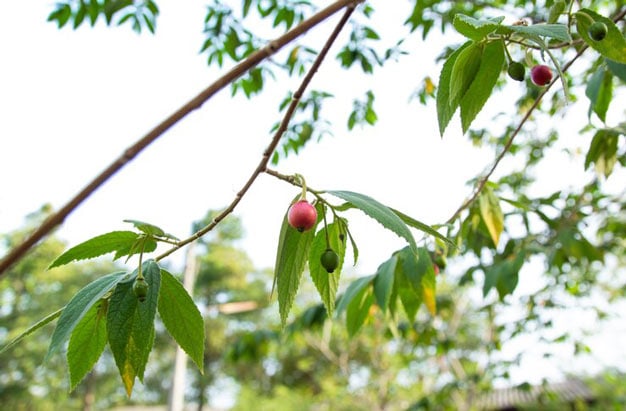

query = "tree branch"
[[155, 3, 359, 262], [0, 0, 363, 276]]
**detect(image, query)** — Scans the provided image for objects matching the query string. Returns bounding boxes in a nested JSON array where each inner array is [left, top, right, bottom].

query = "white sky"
[[1, 0, 625, 395]]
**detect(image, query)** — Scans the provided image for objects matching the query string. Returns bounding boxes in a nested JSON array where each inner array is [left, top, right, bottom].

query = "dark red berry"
[[530, 65, 552, 86], [320, 248, 339, 273], [288, 200, 317, 232]]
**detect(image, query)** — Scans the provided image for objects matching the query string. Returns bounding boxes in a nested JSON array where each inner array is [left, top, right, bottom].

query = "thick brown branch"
[[156, 4, 359, 262], [0, 0, 363, 276]]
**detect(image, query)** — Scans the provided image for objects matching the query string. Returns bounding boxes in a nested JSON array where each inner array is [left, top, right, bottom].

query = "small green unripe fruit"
[[507, 62, 525, 82], [588, 22, 608, 41], [133, 277, 149, 302], [320, 248, 339, 273], [288, 200, 317, 232]]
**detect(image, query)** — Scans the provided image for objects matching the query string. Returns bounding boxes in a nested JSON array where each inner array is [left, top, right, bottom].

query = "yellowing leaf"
[[479, 186, 504, 247]]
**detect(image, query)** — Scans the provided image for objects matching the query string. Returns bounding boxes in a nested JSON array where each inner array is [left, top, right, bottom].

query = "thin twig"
[[156, 4, 359, 262], [0, 0, 363, 276]]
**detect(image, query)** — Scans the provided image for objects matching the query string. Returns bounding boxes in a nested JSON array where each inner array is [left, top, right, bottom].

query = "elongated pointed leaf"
[[395, 251, 422, 322], [453, 14, 503, 41], [373, 256, 397, 313], [273, 202, 322, 326], [158, 269, 204, 372], [309, 222, 346, 317], [437, 41, 473, 136], [575, 9, 626, 64], [346, 283, 374, 337], [46, 271, 127, 360], [479, 186, 504, 247], [417, 248, 437, 315], [497, 23, 571, 42], [124, 219, 179, 241], [0, 308, 63, 355], [68, 299, 108, 391], [460, 39, 505, 133], [450, 42, 482, 104], [328, 191, 417, 254], [107, 261, 161, 396], [48, 231, 140, 269], [336, 275, 375, 315], [391, 208, 456, 248], [585, 68, 613, 122]]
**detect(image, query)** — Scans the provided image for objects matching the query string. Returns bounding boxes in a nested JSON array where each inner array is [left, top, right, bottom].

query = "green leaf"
[[416, 247, 437, 315], [273, 201, 322, 326], [585, 68, 613, 122], [107, 261, 161, 396], [460, 39, 505, 133], [328, 190, 418, 254], [391, 207, 456, 248], [584, 129, 620, 178], [395, 248, 422, 322], [46, 271, 127, 360], [575, 9, 626, 63], [68, 299, 108, 391], [346, 282, 374, 337], [124, 219, 179, 241], [49, 231, 140, 268], [309, 222, 346, 318], [437, 41, 472, 136], [479, 186, 504, 247], [336, 275, 375, 315], [373, 256, 397, 313], [0, 308, 63, 355], [449, 42, 483, 104], [606, 59, 626, 83], [453, 14, 503, 41], [158, 269, 205, 372], [497, 23, 571, 42]]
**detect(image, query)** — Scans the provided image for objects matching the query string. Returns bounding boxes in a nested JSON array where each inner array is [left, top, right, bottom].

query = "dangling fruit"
[[588, 22, 608, 41], [320, 248, 339, 273], [530, 64, 553, 86], [288, 200, 317, 232], [133, 277, 149, 302], [507, 62, 525, 82]]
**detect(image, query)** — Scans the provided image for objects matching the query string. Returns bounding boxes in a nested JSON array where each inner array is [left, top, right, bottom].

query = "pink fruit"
[[530, 64, 552, 86], [288, 200, 317, 232]]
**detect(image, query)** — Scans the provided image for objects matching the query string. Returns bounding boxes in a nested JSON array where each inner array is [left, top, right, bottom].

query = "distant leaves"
[[348, 90, 377, 130], [48, 0, 159, 33], [479, 185, 504, 247], [584, 129, 621, 178]]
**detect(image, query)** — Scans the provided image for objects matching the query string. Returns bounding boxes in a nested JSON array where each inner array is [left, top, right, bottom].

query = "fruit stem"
[[136, 237, 147, 280], [321, 204, 331, 248], [294, 173, 308, 201]]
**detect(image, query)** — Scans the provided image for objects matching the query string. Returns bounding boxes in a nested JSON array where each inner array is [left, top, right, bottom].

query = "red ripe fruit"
[[288, 200, 317, 232], [530, 64, 552, 86]]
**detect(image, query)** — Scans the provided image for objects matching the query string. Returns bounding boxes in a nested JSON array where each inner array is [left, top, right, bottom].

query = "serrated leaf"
[[373, 256, 397, 313], [450, 42, 482, 104], [497, 23, 571, 42], [453, 14, 503, 41], [391, 208, 456, 248], [0, 308, 63, 355], [328, 190, 417, 254], [273, 202, 322, 326], [437, 41, 472, 136], [124, 219, 179, 241], [107, 261, 160, 396], [585, 68, 613, 122], [158, 269, 204, 372], [346, 283, 374, 337], [460, 40, 505, 133], [49, 231, 140, 269], [336, 275, 375, 315], [68, 299, 108, 391], [416, 248, 437, 315], [46, 271, 127, 360], [479, 186, 504, 247], [309, 222, 346, 318], [575, 9, 626, 64]]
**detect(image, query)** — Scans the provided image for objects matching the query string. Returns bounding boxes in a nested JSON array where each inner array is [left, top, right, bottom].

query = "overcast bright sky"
[[1, 1, 625, 389]]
